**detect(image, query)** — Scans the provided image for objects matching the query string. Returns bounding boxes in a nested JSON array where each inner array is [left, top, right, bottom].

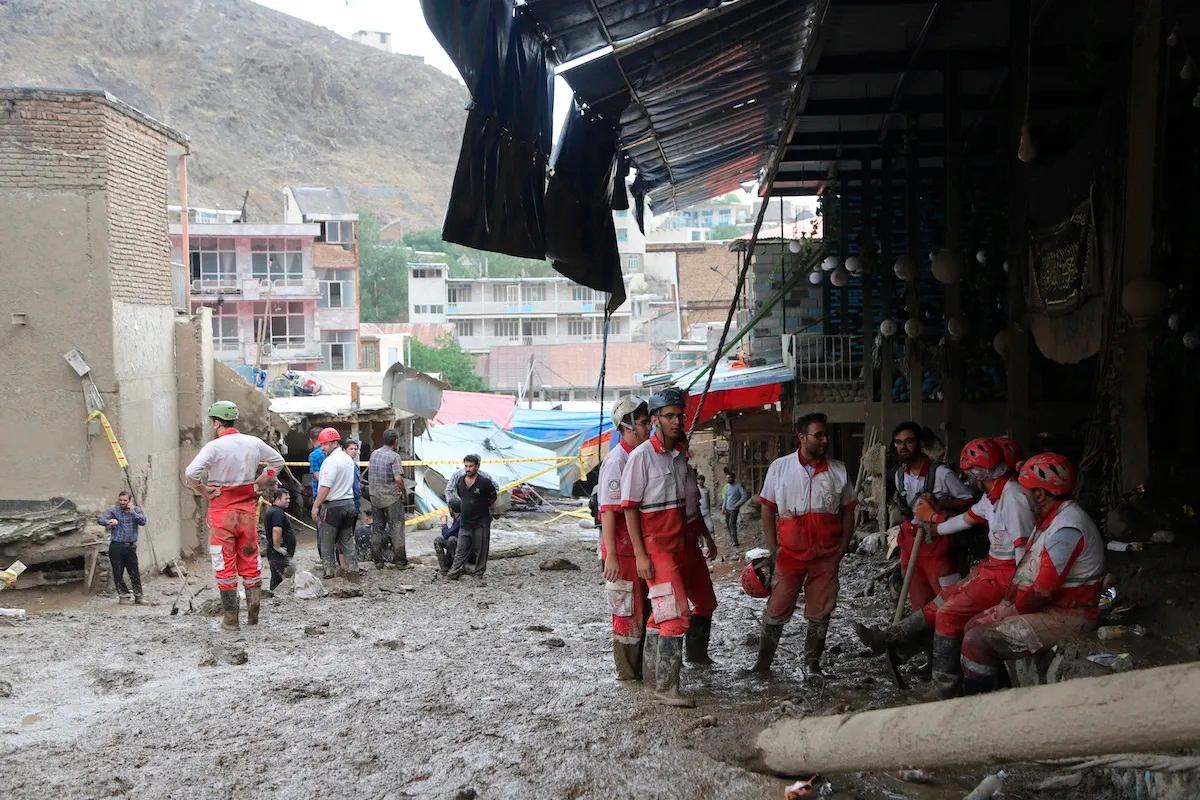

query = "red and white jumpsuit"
[[620, 434, 691, 638], [922, 476, 1035, 637], [598, 439, 644, 646], [185, 428, 284, 593], [896, 456, 975, 609], [758, 452, 856, 625], [682, 466, 718, 619], [960, 499, 1105, 682]]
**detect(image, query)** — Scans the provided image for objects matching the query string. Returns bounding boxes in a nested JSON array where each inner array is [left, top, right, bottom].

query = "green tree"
[[408, 334, 488, 392], [708, 223, 742, 241], [359, 212, 409, 322]]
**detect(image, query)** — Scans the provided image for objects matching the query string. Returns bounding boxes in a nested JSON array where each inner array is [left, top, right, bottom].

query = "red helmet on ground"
[[316, 427, 341, 444], [994, 435, 1022, 471], [741, 558, 771, 598], [959, 437, 1004, 475], [1018, 452, 1076, 496]]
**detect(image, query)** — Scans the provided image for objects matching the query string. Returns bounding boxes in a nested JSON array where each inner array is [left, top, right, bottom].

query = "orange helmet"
[[960, 437, 1005, 474], [1018, 452, 1076, 496], [741, 558, 771, 598], [316, 427, 341, 444], [994, 435, 1022, 471]]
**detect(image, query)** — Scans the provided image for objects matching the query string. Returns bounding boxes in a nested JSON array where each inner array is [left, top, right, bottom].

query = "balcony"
[[240, 276, 319, 299], [238, 340, 321, 365], [785, 334, 863, 385], [190, 276, 241, 296], [445, 297, 619, 317], [456, 331, 634, 351]]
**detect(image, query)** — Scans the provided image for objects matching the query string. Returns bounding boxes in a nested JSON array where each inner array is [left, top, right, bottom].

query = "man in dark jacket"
[[433, 501, 464, 574], [447, 454, 498, 580]]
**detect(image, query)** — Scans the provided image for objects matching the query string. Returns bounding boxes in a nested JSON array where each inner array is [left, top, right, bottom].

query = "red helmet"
[[741, 558, 771, 598], [316, 427, 342, 444], [1018, 452, 1076, 496], [959, 437, 1004, 473], [994, 435, 1022, 471]]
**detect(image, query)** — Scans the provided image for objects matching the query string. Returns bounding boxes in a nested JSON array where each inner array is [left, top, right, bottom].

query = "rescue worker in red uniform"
[[184, 401, 285, 631], [959, 453, 1105, 693], [856, 438, 1035, 696], [621, 388, 695, 707], [681, 455, 719, 666], [751, 412, 856, 678], [598, 396, 650, 681], [890, 422, 976, 612]]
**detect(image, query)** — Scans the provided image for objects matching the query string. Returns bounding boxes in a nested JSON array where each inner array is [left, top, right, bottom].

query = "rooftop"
[[286, 186, 356, 220], [1, 86, 190, 147]]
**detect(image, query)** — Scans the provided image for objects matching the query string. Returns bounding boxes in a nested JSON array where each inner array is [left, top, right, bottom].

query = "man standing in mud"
[[447, 454, 498, 580], [185, 401, 284, 631]]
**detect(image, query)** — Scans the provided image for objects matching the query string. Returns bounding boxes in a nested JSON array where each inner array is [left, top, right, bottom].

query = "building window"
[[701, 210, 713, 226], [615, 209, 628, 218], [323, 221, 354, 244], [189, 237, 237, 289], [567, 317, 593, 337], [491, 284, 519, 302], [411, 266, 444, 279], [625, 254, 642, 272], [319, 269, 356, 308], [199, 303, 240, 350], [321, 330, 357, 370], [718, 209, 732, 225], [522, 283, 546, 302], [252, 302, 307, 348], [447, 284, 471, 303], [412, 304, 443, 315], [616, 228, 629, 244], [455, 320, 475, 337], [251, 239, 303, 283], [494, 319, 520, 338], [691, 231, 703, 241], [522, 319, 547, 337], [361, 340, 380, 370], [571, 284, 595, 302], [610, 318, 624, 335]]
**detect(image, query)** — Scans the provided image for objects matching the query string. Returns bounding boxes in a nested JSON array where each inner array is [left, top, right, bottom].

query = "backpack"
[[893, 461, 942, 522]]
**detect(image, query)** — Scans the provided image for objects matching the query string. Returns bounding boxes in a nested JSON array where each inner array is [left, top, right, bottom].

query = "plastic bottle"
[[1097, 624, 1147, 640], [965, 769, 1006, 799], [1152, 530, 1176, 544]]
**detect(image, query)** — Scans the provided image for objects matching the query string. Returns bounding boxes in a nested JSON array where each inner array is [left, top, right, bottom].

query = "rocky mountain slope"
[[0, 0, 467, 228]]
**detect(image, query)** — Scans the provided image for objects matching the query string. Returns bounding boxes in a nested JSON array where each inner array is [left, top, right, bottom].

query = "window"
[[412, 304, 443, 315], [701, 210, 713, 226], [567, 317, 593, 337], [718, 209, 732, 225], [616, 228, 629, 244], [522, 283, 546, 302], [411, 266, 443, 278], [361, 340, 380, 370], [200, 303, 240, 350], [321, 330, 357, 370], [251, 239, 303, 283], [447, 284, 471, 303], [252, 301, 306, 348], [494, 319, 519, 338], [323, 221, 354, 244], [610, 318, 624, 335], [319, 269, 356, 308], [491, 284, 518, 302], [189, 237, 237, 289], [455, 320, 475, 337], [691, 231, 703, 241], [571, 284, 595, 302], [615, 209, 628, 218], [625, 254, 642, 272], [522, 319, 547, 337]]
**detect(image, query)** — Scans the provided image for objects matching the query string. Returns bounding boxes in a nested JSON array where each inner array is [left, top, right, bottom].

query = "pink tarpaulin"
[[432, 391, 517, 429], [686, 382, 782, 427]]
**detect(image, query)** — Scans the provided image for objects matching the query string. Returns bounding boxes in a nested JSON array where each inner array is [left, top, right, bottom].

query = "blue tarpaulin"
[[507, 408, 613, 494]]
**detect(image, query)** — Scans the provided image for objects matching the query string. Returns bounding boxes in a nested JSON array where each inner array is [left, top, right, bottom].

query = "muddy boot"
[[751, 623, 784, 674], [854, 612, 931, 656], [962, 675, 994, 696], [133, 594, 145, 605], [219, 589, 240, 632], [925, 634, 963, 699], [685, 615, 715, 666], [804, 619, 830, 678], [394, 546, 409, 568], [118, 594, 132, 605], [245, 586, 262, 626], [642, 629, 660, 687], [654, 635, 695, 708], [613, 639, 641, 681]]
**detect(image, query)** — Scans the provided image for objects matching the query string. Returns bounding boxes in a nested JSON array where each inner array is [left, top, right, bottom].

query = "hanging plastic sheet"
[[421, 2, 554, 258], [523, 0, 723, 63]]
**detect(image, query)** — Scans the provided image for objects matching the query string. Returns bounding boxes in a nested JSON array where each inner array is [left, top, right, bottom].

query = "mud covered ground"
[[0, 512, 1180, 799]]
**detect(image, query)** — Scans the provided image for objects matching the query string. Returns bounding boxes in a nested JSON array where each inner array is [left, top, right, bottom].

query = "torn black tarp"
[[545, 102, 627, 314], [523, 0, 723, 63], [421, 1, 554, 258]]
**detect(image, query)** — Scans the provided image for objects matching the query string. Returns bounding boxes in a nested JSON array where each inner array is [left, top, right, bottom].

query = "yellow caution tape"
[[283, 456, 576, 468], [403, 460, 568, 527], [86, 410, 128, 469]]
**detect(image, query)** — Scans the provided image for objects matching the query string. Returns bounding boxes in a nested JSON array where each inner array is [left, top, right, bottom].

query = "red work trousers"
[[898, 521, 960, 611], [208, 504, 262, 592], [680, 535, 718, 617], [764, 554, 840, 625], [644, 532, 690, 638], [960, 604, 1098, 681], [922, 557, 1016, 637], [610, 554, 646, 644]]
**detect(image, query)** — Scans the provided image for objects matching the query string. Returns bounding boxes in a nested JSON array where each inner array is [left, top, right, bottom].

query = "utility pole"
[[526, 353, 535, 408]]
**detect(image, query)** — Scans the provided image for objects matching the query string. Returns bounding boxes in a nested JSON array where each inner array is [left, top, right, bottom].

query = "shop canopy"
[[677, 362, 794, 427]]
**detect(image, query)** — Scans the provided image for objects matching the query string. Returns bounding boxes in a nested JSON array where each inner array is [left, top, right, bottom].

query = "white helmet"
[[611, 395, 648, 429]]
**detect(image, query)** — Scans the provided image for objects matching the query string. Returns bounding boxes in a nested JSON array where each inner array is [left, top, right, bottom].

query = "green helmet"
[[207, 400, 239, 421]]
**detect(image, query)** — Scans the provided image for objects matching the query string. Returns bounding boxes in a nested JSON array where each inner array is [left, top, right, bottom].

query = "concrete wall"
[[175, 311, 214, 553]]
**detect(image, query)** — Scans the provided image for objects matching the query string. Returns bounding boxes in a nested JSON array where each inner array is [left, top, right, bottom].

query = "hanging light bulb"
[[822, 256, 839, 272], [894, 255, 917, 281], [808, 270, 823, 286], [931, 250, 965, 285], [993, 330, 1008, 358], [1168, 312, 1183, 331], [904, 318, 923, 338], [1183, 55, 1196, 81], [788, 240, 802, 254], [947, 315, 968, 339], [831, 267, 850, 287], [845, 256, 863, 275], [1168, 27, 1179, 47], [976, 249, 987, 265], [1002, 260, 1009, 273], [1185, 330, 1200, 351], [1121, 276, 1168, 327], [880, 319, 898, 338], [1192, 89, 1200, 109], [1018, 122, 1037, 162]]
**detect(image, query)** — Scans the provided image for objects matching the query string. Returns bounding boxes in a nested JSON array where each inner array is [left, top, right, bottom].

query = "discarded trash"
[[858, 532, 885, 555], [1099, 586, 1118, 610], [1087, 651, 1134, 672], [965, 769, 1006, 799], [895, 769, 932, 783], [1097, 624, 1147, 640], [293, 571, 323, 599], [784, 777, 818, 798], [539, 557, 580, 571], [1106, 541, 1144, 553], [0, 608, 27, 619], [746, 547, 771, 562], [1, 560, 26, 590], [0, 680, 12, 697], [1151, 529, 1176, 544]]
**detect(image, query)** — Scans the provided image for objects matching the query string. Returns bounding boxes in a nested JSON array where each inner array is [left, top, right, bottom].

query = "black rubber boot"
[[642, 629, 659, 687], [219, 589, 240, 632], [245, 586, 261, 626], [804, 618, 830, 677], [654, 635, 696, 708], [685, 615, 715, 666], [854, 612, 932, 655], [752, 623, 784, 673], [962, 675, 994, 696], [927, 634, 963, 699], [613, 639, 641, 681], [394, 546, 409, 568]]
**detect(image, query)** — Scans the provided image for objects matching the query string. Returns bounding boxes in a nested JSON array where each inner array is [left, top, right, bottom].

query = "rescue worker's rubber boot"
[[854, 612, 931, 655], [614, 639, 641, 681], [245, 586, 262, 626], [926, 634, 963, 699], [654, 635, 696, 708], [962, 675, 994, 696], [751, 622, 784, 674], [219, 589, 240, 632], [804, 618, 830, 679], [685, 615, 715, 666], [642, 629, 660, 687], [394, 546, 409, 569]]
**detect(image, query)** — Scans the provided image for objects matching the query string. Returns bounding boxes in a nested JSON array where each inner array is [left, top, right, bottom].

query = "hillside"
[[0, 0, 467, 228]]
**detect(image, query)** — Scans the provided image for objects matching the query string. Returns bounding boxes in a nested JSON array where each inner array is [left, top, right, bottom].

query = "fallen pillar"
[[756, 662, 1200, 776]]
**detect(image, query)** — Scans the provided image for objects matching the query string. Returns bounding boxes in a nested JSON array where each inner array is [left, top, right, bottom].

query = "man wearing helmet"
[[856, 437, 1035, 697], [621, 387, 695, 706], [311, 427, 360, 580], [185, 401, 285, 631], [751, 412, 857, 678], [959, 453, 1105, 693], [597, 395, 650, 681]]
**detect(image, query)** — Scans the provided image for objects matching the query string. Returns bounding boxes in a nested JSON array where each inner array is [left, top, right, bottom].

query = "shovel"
[[883, 523, 926, 689]]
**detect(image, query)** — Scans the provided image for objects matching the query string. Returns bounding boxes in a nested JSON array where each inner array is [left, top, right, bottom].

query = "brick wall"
[[665, 243, 741, 328], [102, 106, 175, 305], [313, 242, 358, 268], [0, 91, 107, 191]]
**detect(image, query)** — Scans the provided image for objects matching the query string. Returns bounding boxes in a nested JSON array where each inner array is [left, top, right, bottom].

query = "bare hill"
[[0, 0, 466, 228]]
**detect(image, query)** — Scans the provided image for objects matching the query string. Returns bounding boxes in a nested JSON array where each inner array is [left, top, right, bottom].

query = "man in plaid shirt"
[[368, 429, 408, 568], [97, 490, 147, 604]]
